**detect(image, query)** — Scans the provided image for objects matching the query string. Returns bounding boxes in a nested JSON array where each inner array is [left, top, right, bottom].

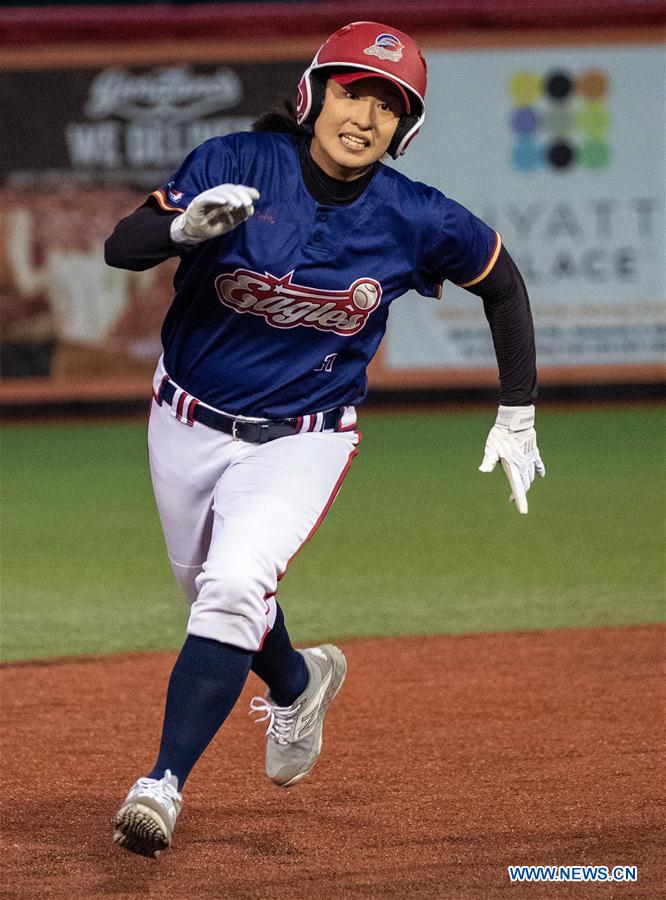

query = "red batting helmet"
[[296, 21, 427, 158]]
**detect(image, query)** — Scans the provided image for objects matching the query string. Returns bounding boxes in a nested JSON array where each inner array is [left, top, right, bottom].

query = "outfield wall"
[[1, 2, 664, 403]]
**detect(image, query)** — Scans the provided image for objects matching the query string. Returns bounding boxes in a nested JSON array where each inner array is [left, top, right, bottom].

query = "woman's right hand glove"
[[170, 184, 260, 246]]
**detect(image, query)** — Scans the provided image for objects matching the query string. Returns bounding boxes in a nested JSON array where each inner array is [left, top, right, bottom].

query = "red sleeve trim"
[[151, 189, 186, 213], [457, 231, 502, 288]]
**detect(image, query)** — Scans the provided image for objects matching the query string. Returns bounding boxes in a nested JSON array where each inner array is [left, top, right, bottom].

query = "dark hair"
[[252, 97, 313, 137]]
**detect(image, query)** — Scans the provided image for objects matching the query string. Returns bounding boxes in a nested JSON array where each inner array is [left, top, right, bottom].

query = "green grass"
[[1, 407, 664, 661]]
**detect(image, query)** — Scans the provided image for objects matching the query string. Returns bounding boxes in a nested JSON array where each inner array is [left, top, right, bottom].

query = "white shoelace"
[[134, 770, 182, 806], [249, 696, 298, 746]]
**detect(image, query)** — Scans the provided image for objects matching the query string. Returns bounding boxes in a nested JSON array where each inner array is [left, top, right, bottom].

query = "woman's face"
[[310, 77, 403, 181]]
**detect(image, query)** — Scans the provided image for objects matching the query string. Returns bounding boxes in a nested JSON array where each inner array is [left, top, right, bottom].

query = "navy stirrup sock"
[[250, 603, 308, 707], [149, 610, 306, 786], [148, 634, 252, 787]]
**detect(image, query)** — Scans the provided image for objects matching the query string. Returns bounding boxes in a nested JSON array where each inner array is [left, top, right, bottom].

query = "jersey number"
[[314, 354, 337, 373]]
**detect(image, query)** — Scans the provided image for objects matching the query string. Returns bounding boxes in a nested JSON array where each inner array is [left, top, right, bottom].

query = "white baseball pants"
[[147, 362, 359, 652]]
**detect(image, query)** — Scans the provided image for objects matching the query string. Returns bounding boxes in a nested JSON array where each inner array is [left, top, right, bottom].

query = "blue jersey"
[[151, 131, 499, 418]]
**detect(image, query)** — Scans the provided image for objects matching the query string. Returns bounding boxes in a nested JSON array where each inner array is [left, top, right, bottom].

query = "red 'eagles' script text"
[[215, 269, 382, 336]]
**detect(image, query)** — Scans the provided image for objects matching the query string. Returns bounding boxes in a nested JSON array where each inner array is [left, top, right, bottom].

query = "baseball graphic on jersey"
[[352, 281, 380, 311]]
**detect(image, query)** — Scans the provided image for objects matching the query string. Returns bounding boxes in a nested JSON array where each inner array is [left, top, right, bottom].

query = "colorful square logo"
[[509, 69, 611, 172]]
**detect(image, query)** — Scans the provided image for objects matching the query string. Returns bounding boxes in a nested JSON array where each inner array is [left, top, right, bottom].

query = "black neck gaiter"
[[297, 137, 376, 206]]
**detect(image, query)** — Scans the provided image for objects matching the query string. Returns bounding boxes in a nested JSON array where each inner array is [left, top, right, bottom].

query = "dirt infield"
[[1, 625, 664, 899]]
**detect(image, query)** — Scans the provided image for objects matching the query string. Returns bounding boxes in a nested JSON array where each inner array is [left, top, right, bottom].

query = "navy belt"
[[157, 379, 342, 444]]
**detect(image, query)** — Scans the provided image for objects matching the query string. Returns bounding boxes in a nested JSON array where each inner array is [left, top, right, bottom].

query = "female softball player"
[[105, 21, 544, 857]]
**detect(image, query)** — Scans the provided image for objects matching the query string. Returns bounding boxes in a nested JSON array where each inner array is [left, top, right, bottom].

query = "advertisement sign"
[[0, 60, 305, 383], [1, 61, 304, 188], [389, 43, 666, 379]]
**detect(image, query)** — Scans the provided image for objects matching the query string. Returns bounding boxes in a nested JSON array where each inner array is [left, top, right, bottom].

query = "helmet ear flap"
[[388, 113, 421, 159], [297, 71, 326, 129]]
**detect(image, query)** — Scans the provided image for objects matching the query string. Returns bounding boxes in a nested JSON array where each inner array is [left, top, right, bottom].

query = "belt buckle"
[[231, 419, 240, 441]]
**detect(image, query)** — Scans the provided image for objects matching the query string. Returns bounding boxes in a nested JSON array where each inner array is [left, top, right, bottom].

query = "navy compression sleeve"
[[467, 246, 537, 406], [104, 200, 180, 271]]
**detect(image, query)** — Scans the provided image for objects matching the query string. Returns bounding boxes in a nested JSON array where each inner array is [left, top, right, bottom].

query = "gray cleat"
[[113, 769, 182, 858], [250, 644, 347, 787]]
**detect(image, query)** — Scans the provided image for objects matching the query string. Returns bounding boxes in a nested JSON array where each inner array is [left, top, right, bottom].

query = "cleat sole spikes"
[[114, 804, 170, 858]]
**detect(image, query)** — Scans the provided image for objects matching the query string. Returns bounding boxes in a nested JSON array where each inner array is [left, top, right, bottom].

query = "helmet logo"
[[363, 33, 404, 63]]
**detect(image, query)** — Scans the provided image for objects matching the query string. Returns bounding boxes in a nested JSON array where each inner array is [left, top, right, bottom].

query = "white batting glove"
[[170, 184, 260, 246], [479, 405, 545, 514]]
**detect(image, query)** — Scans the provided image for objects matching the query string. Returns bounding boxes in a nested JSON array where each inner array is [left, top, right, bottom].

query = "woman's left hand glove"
[[479, 405, 545, 514]]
